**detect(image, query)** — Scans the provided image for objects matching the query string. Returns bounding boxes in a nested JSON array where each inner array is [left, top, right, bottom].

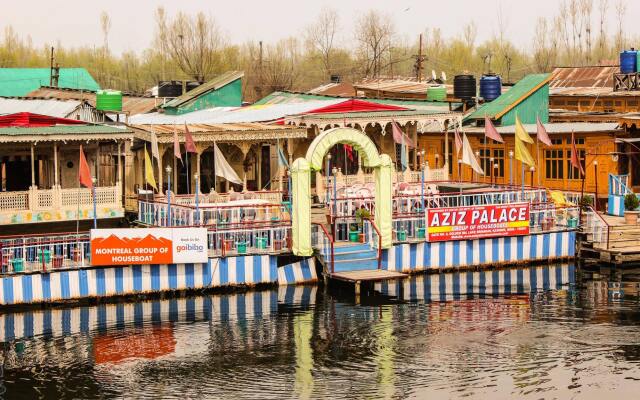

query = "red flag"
[[391, 120, 415, 148], [184, 123, 197, 153], [484, 116, 504, 143], [78, 144, 93, 189], [536, 115, 552, 146], [344, 144, 354, 161], [454, 128, 463, 156], [173, 127, 182, 164], [570, 131, 584, 177]]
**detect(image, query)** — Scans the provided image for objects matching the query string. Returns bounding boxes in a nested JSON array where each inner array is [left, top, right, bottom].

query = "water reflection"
[[1, 264, 640, 399]]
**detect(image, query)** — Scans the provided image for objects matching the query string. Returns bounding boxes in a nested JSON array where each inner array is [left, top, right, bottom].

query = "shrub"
[[624, 193, 639, 211]]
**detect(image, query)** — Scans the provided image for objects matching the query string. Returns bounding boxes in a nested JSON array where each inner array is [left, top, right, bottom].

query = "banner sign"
[[90, 228, 208, 266], [426, 203, 530, 242]]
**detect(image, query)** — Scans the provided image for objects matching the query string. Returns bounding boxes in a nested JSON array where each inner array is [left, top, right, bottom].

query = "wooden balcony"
[[0, 184, 123, 225]]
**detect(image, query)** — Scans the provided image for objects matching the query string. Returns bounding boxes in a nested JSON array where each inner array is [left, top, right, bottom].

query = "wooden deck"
[[329, 269, 407, 283]]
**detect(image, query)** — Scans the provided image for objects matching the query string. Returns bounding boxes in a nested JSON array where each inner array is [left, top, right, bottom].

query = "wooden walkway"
[[329, 269, 407, 283]]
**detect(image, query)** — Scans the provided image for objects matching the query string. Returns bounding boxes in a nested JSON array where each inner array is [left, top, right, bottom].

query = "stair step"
[[334, 256, 379, 264], [333, 243, 372, 254], [333, 250, 378, 260], [333, 258, 379, 272]]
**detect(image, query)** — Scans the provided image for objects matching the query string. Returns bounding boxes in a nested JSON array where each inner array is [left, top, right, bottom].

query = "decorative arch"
[[292, 127, 392, 257], [305, 127, 382, 171]]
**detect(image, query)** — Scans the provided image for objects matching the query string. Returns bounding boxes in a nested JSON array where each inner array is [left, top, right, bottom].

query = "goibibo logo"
[[176, 243, 205, 253]]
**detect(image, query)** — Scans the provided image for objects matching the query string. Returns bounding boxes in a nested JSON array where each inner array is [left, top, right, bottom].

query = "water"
[[1, 264, 640, 399]]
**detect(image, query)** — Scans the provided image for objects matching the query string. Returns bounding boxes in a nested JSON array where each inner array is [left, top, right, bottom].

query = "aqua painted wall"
[[164, 78, 242, 115], [499, 84, 549, 125]]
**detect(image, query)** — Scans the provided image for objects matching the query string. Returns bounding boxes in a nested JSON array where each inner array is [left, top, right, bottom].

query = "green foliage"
[[625, 193, 639, 211], [355, 208, 371, 227]]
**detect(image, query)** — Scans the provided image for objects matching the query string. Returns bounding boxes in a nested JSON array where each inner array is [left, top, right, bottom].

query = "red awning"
[[303, 99, 409, 115], [0, 112, 88, 128]]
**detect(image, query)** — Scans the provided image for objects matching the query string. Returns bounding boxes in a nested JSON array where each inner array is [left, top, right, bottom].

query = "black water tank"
[[186, 81, 202, 92], [453, 74, 476, 100], [158, 81, 183, 98]]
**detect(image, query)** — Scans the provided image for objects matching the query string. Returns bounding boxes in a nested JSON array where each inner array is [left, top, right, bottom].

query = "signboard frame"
[[425, 203, 530, 242], [90, 228, 208, 266]]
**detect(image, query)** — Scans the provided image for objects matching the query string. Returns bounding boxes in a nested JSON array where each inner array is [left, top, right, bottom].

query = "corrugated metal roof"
[[130, 100, 344, 125], [549, 86, 640, 97], [0, 98, 81, 118], [0, 68, 100, 97], [254, 91, 454, 111], [460, 122, 619, 134], [354, 78, 442, 94], [295, 109, 449, 120], [466, 74, 551, 120], [307, 82, 357, 97], [550, 66, 618, 88], [134, 122, 304, 134], [0, 124, 133, 139], [162, 71, 243, 109], [26, 86, 158, 115]]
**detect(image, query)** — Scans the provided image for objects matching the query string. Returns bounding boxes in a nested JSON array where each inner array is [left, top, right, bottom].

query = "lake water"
[[1, 263, 640, 399]]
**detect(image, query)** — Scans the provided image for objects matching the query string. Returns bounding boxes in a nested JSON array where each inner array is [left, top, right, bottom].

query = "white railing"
[[529, 205, 580, 233], [329, 188, 548, 218], [207, 225, 291, 257], [0, 233, 90, 274], [392, 214, 426, 243], [582, 207, 610, 248], [167, 189, 283, 207], [138, 199, 291, 228], [0, 191, 29, 211]]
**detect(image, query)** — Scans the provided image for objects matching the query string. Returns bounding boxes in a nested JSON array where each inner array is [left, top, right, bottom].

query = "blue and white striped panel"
[[0, 286, 317, 343], [381, 231, 576, 272], [211, 255, 278, 287], [608, 194, 625, 216], [375, 264, 576, 301], [0, 255, 283, 306], [277, 258, 318, 285]]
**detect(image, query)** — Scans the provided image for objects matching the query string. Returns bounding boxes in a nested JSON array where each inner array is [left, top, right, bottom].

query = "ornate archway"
[[291, 128, 392, 256]]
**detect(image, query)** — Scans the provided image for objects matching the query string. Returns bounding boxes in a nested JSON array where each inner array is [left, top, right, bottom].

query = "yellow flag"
[[515, 115, 534, 144], [144, 146, 157, 190], [514, 115, 535, 167]]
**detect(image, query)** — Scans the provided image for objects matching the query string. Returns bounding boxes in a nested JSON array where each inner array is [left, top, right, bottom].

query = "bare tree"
[[462, 22, 477, 49], [306, 7, 340, 78], [581, 0, 593, 63], [597, 0, 608, 56], [100, 11, 111, 53], [615, 0, 627, 50], [156, 11, 225, 82], [355, 10, 395, 77]]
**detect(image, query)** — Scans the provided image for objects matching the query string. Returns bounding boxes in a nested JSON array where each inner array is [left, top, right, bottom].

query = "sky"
[[1, 0, 638, 54]]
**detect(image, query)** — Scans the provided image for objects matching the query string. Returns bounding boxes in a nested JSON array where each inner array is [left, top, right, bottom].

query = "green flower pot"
[[396, 230, 407, 241], [417, 227, 426, 239], [256, 236, 268, 249], [12, 258, 24, 272], [349, 231, 359, 242], [236, 241, 247, 254]]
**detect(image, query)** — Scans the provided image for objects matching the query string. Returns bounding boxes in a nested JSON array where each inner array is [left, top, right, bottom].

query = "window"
[[545, 149, 564, 179], [615, 101, 623, 106], [552, 99, 565, 106], [567, 100, 578, 106], [551, 138, 562, 145], [579, 100, 590, 106], [479, 149, 491, 176], [493, 149, 505, 177], [628, 100, 638, 106]]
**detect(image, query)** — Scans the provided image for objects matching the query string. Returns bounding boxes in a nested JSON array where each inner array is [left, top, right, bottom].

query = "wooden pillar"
[[116, 141, 122, 184], [53, 143, 59, 186], [30, 143, 35, 187], [173, 155, 178, 194], [96, 144, 101, 185], [157, 144, 164, 192]]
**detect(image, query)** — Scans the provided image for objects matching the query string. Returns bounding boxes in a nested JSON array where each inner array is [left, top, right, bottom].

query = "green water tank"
[[426, 85, 447, 102], [96, 90, 123, 111]]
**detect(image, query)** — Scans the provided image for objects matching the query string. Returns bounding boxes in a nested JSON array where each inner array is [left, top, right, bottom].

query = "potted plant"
[[624, 193, 640, 224], [355, 207, 371, 243]]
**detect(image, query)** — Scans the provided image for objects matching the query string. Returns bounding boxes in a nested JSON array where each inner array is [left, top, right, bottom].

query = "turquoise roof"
[[0, 68, 100, 97]]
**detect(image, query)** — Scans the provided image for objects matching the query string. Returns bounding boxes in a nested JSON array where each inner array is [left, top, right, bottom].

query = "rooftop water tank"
[[453, 75, 476, 100], [479, 74, 502, 102], [426, 85, 447, 101], [96, 90, 122, 112], [620, 49, 637, 73]]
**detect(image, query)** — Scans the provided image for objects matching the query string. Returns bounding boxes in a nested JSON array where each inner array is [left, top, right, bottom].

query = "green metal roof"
[[0, 68, 100, 97], [466, 73, 551, 121], [0, 124, 132, 137], [162, 71, 243, 109]]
